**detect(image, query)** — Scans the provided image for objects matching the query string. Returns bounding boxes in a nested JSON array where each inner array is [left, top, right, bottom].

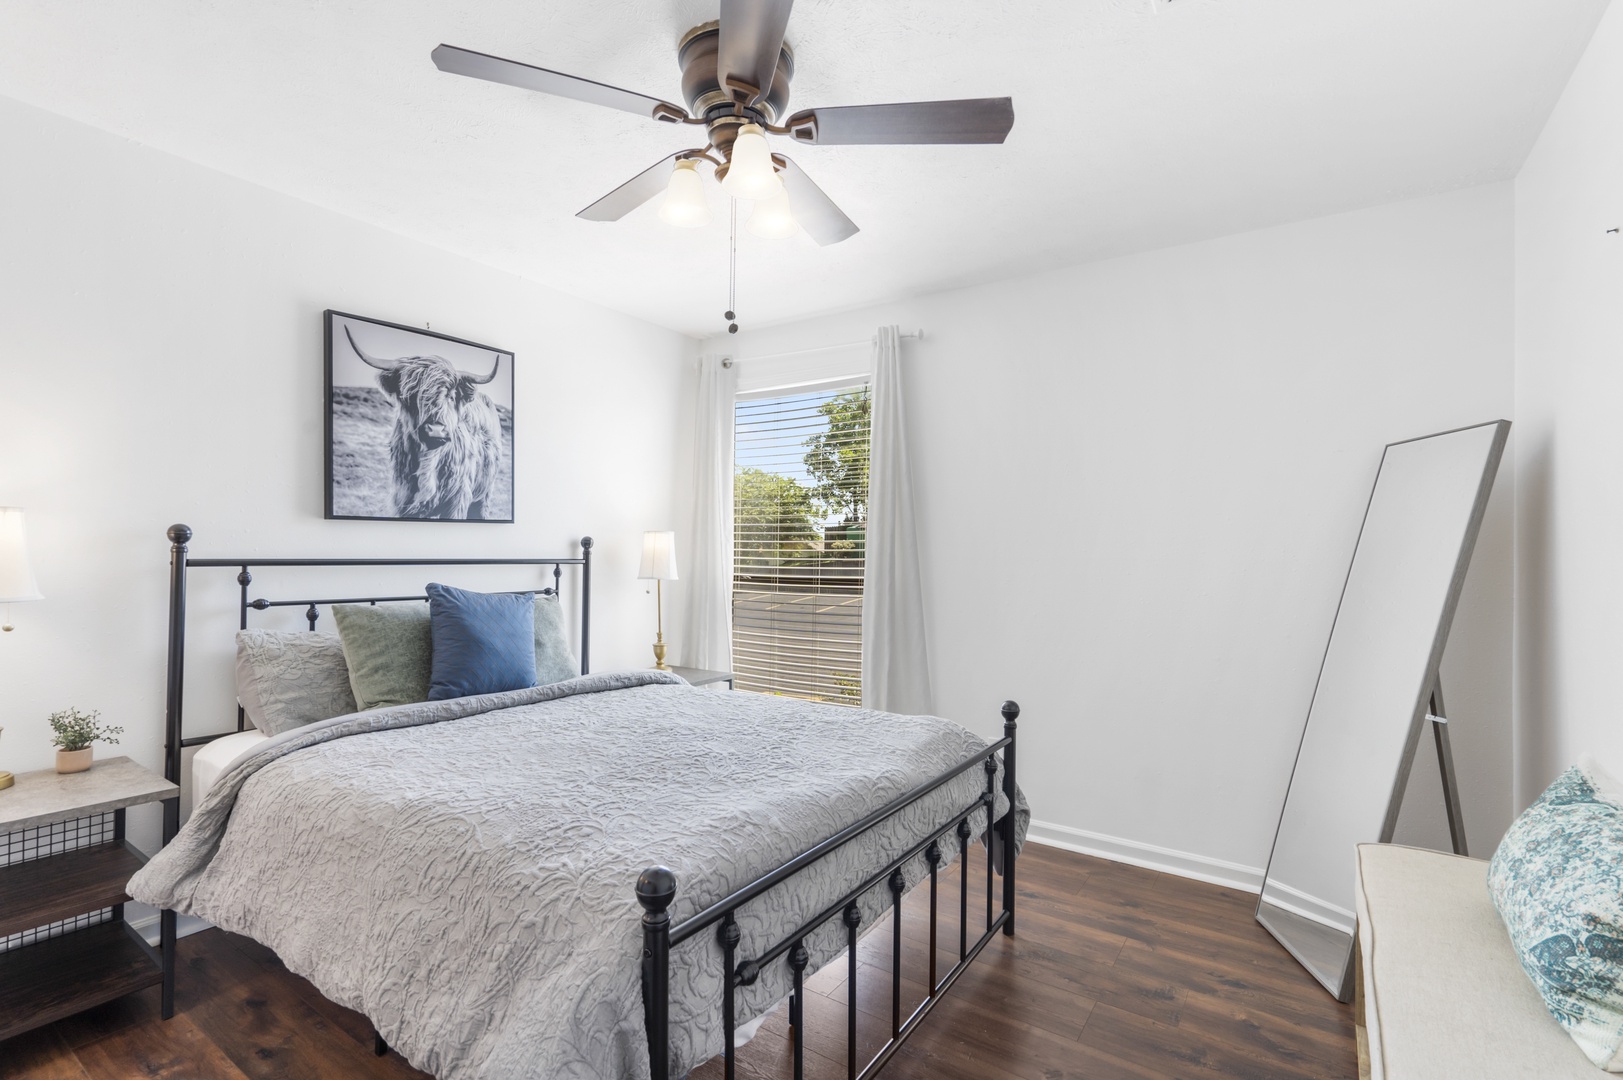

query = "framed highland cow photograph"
[[324, 310, 515, 522]]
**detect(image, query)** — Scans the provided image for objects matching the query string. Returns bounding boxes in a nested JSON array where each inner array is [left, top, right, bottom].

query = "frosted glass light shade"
[[747, 187, 799, 239], [638, 531, 678, 581], [658, 161, 711, 228], [720, 124, 782, 201], [0, 508, 42, 603]]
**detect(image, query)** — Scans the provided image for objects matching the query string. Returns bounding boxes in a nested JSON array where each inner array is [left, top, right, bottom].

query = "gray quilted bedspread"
[[129, 670, 1027, 1079]]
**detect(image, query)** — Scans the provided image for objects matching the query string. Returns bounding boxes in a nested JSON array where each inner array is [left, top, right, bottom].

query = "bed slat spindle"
[[926, 841, 941, 992], [956, 818, 970, 960], [983, 756, 997, 932], [720, 913, 739, 1080], [843, 902, 862, 1079], [888, 869, 905, 1038], [789, 941, 808, 1080]]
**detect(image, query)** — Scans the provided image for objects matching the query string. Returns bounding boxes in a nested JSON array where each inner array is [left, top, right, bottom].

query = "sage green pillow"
[[534, 594, 580, 685], [332, 603, 432, 710]]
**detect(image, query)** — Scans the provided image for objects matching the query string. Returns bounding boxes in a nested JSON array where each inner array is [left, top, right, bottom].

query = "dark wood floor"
[[1, 845, 1355, 1079]]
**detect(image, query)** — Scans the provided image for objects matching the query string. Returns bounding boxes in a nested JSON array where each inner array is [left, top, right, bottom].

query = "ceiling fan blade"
[[433, 44, 687, 123], [577, 154, 684, 221], [717, 0, 794, 105], [784, 97, 1014, 145], [774, 156, 859, 246]]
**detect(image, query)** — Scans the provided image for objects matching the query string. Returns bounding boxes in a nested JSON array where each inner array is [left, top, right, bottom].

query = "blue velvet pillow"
[[425, 583, 538, 701]]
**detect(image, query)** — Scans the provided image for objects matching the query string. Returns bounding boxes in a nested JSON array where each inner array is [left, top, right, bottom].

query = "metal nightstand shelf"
[[0, 756, 179, 1042]]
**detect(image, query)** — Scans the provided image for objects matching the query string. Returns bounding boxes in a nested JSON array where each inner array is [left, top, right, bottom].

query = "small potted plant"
[[48, 709, 122, 774]]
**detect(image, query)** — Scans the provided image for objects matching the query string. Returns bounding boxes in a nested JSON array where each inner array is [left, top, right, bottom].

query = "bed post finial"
[[167, 523, 192, 545], [1000, 700, 1019, 936], [637, 865, 676, 1080]]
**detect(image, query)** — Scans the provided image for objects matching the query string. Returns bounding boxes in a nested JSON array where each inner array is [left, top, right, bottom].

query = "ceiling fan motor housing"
[[678, 21, 795, 171]]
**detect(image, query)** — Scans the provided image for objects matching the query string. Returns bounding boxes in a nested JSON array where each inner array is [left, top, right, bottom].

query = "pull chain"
[[725, 198, 739, 334]]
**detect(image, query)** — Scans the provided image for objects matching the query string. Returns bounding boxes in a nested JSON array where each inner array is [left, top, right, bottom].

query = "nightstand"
[[666, 665, 737, 690], [0, 756, 180, 1041]]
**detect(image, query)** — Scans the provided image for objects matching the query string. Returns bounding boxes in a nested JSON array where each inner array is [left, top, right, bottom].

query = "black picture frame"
[[324, 310, 516, 523]]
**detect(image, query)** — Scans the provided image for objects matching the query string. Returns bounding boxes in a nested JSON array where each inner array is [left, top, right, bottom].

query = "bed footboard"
[[637, 701, 1020, 1080]]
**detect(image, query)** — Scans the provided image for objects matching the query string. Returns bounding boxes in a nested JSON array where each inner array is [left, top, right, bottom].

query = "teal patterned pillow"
[[1489, 753, 1623, 1070]]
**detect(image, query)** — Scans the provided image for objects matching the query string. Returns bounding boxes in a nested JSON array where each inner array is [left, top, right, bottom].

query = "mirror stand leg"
[[1430, 680, 1468, 857]]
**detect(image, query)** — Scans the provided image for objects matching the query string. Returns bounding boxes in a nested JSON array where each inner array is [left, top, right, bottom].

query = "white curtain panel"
[[680, 354, 737, 671], [862, 326, 934, 714]]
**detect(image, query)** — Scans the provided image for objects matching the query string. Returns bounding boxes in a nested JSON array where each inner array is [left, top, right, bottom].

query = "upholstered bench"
[[1353, 843, 1597, 1079]]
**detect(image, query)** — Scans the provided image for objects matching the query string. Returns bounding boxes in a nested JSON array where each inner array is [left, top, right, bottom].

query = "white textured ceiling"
[[0, 0, 1607, 336]]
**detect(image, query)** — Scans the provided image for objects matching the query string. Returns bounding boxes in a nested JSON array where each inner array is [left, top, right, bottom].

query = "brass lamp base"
[[652, 637, 669, 671], [0, 771, 13, 791]]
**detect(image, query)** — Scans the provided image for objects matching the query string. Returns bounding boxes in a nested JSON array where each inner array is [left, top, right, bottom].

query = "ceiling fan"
[[431, 0, 1015, 246]]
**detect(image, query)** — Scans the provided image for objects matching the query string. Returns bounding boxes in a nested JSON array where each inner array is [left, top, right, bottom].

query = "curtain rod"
[[724, 329, 924, 366]]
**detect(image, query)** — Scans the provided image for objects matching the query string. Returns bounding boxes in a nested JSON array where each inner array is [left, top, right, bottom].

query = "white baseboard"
[[1025, 819, 1265, 894], [1259, 880, 1356, 935]]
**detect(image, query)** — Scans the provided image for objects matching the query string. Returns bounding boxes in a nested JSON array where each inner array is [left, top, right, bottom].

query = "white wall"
[[1513, 0, 1623, 808], [710, 184, 1516, 885], [0, 95, 694, 856]]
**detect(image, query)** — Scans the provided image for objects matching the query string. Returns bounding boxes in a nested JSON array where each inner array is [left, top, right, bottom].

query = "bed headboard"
[[160, 523, 592, 845]]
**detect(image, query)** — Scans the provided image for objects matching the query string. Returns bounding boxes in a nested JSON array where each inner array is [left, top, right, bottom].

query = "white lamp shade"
[[638, 531, 679, 581], [746, 186, 799, 239], [658, 160, 712, 228], [0, 508, 42, 602], [720, 124, 783, 201]]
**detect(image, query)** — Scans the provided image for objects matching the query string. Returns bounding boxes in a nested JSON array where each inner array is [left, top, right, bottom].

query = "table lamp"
[[638, 531, 678, 670]]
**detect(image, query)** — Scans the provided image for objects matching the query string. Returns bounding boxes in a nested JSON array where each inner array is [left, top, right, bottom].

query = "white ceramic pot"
[[56, 748, 93, 774]]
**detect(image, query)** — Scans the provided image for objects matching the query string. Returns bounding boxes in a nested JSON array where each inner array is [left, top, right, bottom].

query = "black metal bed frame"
[[158, 523, 1018, 1080], [636, 701, 1018, 1080]]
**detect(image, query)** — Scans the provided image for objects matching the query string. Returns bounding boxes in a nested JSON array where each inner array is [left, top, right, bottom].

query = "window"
[[733, 384, 871, 704]]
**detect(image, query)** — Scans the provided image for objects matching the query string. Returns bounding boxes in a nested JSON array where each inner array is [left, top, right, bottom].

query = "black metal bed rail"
[[636, 701, 1020, 1080]]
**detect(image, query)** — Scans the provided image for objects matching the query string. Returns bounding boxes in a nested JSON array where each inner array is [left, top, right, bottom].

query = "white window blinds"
[[733, 385, 871, 703]]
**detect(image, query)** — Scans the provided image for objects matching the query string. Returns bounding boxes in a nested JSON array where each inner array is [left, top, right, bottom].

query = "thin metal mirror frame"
[[1255, 419, 1511, 1001]]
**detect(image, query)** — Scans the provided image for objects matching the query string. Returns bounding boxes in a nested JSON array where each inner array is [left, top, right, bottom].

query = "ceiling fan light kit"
[[658, 160, 712, 228], [719, 123, 784, 202], [746, 187, 798, 240]]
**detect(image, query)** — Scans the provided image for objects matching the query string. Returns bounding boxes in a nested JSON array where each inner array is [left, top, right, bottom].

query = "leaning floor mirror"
[[1258, 419, 1510, 1001]]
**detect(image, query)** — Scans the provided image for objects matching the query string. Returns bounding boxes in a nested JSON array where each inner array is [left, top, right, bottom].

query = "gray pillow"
[[332, 603, 433, 710], [235, 630, 358, 736], [534, 594, 580, 685]]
